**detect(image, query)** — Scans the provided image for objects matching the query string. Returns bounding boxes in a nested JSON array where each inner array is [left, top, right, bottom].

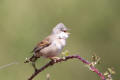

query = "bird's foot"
[[49, 57, 60, 62]]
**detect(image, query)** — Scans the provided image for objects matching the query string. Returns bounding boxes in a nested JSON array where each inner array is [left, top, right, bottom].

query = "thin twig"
[[27, 55, 106, 80], [0, 62, 18, 70]]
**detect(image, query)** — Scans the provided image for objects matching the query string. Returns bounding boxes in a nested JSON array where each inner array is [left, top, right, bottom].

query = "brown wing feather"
[[32, 37, 51, 53]]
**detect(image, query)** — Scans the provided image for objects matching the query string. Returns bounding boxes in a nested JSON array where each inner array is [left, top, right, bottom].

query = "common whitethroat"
[[25, 23, 70, 65]]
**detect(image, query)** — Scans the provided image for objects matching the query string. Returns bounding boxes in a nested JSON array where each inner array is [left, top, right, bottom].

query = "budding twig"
[[27, 55, 106, 80]]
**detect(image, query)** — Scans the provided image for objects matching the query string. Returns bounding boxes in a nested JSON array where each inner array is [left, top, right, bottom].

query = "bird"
[[24, 23, 70, 70]]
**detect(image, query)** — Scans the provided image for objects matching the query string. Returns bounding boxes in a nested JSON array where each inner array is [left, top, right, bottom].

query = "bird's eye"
[[63, 30, 67, 32]]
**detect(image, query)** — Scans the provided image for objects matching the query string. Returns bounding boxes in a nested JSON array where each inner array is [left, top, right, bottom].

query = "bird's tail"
[[24, 55, 38, 63]]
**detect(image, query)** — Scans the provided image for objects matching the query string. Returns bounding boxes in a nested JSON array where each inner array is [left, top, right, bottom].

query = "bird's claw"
[[50, 57, 60, 62]]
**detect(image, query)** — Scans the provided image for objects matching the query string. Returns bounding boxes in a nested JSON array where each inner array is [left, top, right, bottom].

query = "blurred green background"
[[0, 0, 120, 80]]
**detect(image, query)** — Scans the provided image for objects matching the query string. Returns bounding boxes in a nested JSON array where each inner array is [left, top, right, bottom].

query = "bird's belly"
[[40, 40, 64, 58]]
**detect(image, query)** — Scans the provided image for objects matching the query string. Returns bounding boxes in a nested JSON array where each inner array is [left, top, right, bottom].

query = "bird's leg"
[[49, 57, 60, 62], [32, 62, 38, 72]]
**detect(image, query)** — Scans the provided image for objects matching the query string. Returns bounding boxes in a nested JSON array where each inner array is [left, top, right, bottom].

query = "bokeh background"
[[0, 0, 120, 80]]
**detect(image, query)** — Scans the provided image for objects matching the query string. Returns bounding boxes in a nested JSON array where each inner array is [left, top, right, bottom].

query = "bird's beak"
[[63, 28, 71, 35], [66, 28, 71, 35], [66, 32, 71, 35], [66, 30, 71, 35]]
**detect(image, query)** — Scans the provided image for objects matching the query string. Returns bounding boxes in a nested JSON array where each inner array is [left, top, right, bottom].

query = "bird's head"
[[52, 23, 70, 39]]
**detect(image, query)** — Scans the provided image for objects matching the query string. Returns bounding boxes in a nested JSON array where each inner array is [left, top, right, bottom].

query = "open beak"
[[63, 28, 71, 35], [66, 32, 70, 35], [66, 29, 71, 35]]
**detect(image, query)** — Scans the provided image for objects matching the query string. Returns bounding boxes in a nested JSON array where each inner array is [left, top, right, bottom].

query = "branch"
[[28, 55, 106, 80]]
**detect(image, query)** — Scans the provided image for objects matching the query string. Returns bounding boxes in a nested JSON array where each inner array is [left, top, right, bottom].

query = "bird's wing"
[[32, 37, 51, 53]]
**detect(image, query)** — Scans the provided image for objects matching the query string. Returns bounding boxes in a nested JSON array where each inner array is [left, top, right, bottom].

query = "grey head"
[[52, 23, 68, 34], [52, 23, 70, 39]]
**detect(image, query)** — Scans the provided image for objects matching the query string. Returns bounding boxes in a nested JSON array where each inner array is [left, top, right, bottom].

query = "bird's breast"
[[40, 39, 66, 58], [53, 39, 66, 49]]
